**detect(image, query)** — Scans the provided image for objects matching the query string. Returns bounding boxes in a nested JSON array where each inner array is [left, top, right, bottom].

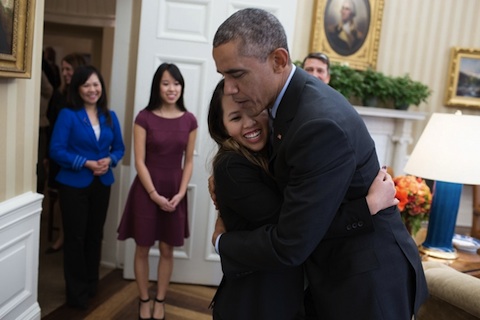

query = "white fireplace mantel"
[[354, 106, 427, 176]]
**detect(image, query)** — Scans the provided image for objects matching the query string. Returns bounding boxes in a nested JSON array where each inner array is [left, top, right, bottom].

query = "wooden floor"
[[42, 269, 217, 320], [39, 186, 217, 320]]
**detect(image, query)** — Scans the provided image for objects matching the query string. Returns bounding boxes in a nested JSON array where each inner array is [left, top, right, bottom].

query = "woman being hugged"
[[208, 79, 399, 319], [208, 79, 304, 319], [117, 63, 198, 320], [49, 65, 125, 309]]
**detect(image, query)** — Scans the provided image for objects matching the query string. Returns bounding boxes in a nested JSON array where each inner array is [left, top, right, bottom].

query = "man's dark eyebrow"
[[221, 68, 244, 75]]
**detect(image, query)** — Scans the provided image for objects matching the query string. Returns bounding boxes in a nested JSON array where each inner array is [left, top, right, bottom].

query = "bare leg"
[[135, 245, 152, 319], [153, 241, 173, 320]]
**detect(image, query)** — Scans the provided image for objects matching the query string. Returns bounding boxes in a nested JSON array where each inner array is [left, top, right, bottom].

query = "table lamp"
[[403, 111, 480, 259]]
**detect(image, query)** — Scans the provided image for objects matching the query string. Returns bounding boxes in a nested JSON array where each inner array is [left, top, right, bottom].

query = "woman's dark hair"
[[61, 53, 87, 95], [63, 53, 87, 70], [68, 65, 111, 125], [208, 79, 269, 173], [145, 63, 186, 111]]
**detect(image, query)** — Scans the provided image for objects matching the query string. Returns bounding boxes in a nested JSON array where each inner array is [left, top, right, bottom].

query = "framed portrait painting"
[[444, 47, 480, 110], [310, 0, 384, 70], [0, 0, 36, 78]]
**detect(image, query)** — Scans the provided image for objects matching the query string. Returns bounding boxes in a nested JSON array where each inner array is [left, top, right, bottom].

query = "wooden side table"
[[421, 250, 480, 278], [418, 226, 480, 278], [472, 185, 480, 239]]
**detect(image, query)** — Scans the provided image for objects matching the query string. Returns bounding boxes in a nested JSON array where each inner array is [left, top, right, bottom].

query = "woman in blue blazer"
[[50, 65, 125, 309]]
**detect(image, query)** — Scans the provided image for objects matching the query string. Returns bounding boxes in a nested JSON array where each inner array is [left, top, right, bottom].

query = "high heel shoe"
[[138, 297, 151, 320], [152, 297, 166, 320]]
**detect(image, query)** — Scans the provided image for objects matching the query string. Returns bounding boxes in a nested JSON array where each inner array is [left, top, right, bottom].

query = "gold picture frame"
[[444, 47, 480, 110], [0, 0, 36, 78], [310, 0, 384, 70]]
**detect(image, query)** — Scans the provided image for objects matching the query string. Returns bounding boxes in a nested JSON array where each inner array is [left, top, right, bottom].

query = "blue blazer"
[[50, 107, 125, 188]]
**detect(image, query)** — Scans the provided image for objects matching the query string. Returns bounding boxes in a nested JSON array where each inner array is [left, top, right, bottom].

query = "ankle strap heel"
[[138, 297, 151, 320], [153, 297, 166, 320]]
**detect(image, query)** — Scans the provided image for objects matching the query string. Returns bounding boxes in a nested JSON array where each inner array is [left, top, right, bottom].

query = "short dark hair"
[[302, 52, 330, 70], [213, 8, 290, 62]]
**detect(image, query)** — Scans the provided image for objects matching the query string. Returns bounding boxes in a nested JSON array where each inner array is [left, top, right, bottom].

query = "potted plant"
[[329, 63, 363, 101], [358, 68, 394, 107], [391, 74, 431, 110], [294, 61, 431, 110]]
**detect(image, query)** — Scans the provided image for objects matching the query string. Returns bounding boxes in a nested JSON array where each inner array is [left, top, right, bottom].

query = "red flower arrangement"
[[393, 175, 432, 236]]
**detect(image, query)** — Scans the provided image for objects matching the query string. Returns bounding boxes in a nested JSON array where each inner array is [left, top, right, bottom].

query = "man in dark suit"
[[211, 8, 428, 319]]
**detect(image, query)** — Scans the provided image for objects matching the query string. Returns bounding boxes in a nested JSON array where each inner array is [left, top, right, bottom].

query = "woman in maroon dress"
[[117, 63, 197, 320]]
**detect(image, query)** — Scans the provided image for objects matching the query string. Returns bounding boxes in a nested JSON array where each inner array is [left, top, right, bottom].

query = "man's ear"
[[271, 48, 289, 73]]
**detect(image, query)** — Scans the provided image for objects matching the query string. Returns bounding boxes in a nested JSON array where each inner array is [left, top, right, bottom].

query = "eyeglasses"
[[306, 52, 330, 67]]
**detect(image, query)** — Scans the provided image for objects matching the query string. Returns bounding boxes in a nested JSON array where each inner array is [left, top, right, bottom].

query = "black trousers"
[[59, 177, 111, 307]]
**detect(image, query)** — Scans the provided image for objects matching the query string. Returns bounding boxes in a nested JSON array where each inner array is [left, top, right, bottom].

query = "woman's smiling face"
[[78, 73, 102, 107], [159, 70, 182, 106], [61, 60, 75, 85], [222, 94, 269, 152]]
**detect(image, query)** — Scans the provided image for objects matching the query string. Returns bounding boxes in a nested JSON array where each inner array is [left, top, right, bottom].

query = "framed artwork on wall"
[[0, 0, 36, 78], [444, 47, 480, 110], [310, 0, 384, 70]]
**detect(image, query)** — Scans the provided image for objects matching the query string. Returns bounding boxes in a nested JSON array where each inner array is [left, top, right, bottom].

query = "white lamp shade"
[[404, 112, 480, 185]]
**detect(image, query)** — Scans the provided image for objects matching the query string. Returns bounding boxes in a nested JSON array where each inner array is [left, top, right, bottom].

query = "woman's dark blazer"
[[212, 151, 304, 320], [50, 107, 125, 188], [212, 149, 377, 319], [218, 68, 428, 319]]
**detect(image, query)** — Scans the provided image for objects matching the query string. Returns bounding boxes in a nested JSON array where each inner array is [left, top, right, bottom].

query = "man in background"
[[302, 52, 330, 84]]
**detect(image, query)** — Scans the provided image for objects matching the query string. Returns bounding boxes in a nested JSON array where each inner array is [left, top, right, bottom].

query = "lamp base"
[[419, 245, 458, 260], [420, 181, 463, 261]]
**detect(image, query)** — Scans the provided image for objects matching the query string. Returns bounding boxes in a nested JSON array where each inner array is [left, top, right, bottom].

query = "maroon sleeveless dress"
[[117, 109, 197, 246]]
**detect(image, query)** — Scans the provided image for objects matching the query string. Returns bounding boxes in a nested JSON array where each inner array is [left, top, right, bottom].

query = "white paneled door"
[[123, 0, 298, 286]]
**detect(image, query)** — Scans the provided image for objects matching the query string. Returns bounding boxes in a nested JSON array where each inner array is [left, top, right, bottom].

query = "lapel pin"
[[277, 134, 282, 140]]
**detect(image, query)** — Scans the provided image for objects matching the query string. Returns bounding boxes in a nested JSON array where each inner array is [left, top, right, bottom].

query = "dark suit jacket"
[[212, 151, 304, 320], [213, 150, 377, 319], [219, 68, 428, 319]]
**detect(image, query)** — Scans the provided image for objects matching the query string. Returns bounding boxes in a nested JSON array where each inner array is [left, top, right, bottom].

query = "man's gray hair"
[[213, 8, 290, 62]]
